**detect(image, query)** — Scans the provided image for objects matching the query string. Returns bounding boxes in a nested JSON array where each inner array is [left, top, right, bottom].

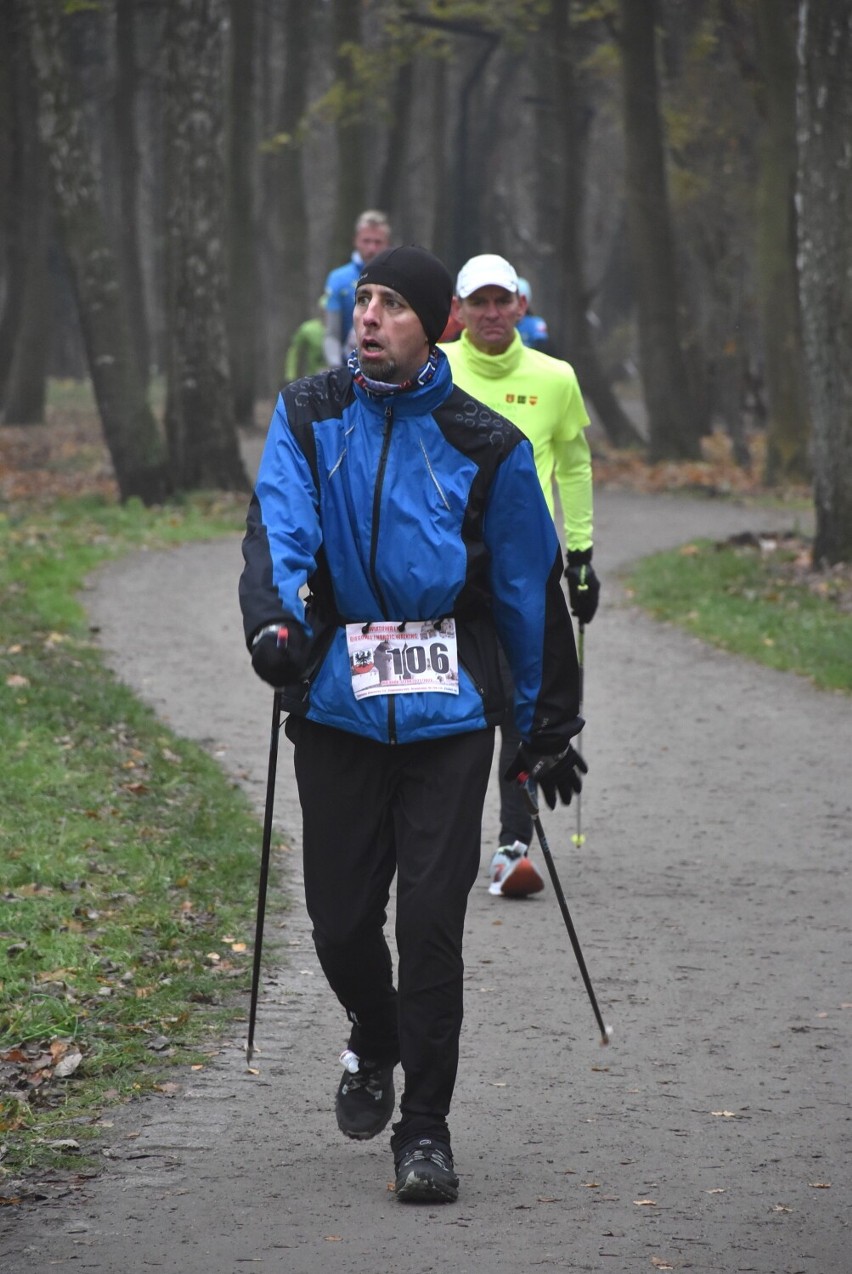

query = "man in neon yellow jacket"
[[442, 253, 600, 898]]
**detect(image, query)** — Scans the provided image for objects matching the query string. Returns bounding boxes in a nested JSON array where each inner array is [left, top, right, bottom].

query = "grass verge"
[[0, 493, 281, 1185], [624, 531, 852, 694]]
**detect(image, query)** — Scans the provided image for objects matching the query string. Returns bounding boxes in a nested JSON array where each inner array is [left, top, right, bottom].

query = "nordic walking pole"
[[246, 689, 283, 1066], [521, 780, 612, 1047], [571, 623, 585, 850]]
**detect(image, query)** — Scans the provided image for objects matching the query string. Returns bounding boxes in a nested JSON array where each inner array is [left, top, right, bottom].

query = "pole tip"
[[600, 1025, 614, 1046]]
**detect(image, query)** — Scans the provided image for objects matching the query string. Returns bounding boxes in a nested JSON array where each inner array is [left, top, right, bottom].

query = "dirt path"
[[4, 487, 850, 1274]]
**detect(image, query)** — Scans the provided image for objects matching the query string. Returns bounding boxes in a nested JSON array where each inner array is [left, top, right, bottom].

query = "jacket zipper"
[[370, 403, 397, 744]]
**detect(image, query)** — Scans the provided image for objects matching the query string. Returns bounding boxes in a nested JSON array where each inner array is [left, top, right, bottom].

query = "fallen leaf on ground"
[[651, 1259, 674, 1270], [53, 1049, 83, 1079]]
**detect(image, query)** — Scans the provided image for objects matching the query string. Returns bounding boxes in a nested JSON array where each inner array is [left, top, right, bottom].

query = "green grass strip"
[[0, 493, 283, 1178], [625, 538, 852, 694]]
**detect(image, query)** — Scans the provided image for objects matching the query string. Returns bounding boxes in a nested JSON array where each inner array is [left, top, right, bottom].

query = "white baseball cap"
[[455, 253, 519, 299]]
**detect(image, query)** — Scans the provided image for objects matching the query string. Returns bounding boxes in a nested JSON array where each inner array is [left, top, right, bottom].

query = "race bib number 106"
[[346, 620, 459, 699]]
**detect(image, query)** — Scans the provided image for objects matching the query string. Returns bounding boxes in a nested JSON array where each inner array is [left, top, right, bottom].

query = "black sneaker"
[[335, 1050, 395, 1140], [394, 1137, 459, 1203]]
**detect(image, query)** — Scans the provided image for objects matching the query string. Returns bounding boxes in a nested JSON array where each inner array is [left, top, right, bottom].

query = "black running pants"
[[287, 716, 494, 1146]]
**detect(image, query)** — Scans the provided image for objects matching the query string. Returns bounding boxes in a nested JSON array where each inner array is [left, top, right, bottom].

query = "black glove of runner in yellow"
[[504, 741, 588, 810], [564, 548, 600, 624], [250, 621, 309, 687]]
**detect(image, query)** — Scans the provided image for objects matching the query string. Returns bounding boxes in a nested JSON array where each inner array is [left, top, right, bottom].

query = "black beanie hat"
[[357, 245, 453, 347]]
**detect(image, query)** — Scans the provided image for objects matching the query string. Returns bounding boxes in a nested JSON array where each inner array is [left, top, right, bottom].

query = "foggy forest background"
[[1, 0, 850, 563]]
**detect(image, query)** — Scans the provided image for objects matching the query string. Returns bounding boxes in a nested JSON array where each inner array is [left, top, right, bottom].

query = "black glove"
[[564, 548, 600, 625], [504, 741, 588, 810], [250, 621, 310, 687]]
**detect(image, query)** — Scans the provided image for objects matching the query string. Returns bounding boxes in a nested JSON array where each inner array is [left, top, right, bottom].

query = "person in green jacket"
[[442, 253, 600, 898], [283, 299, 328, 383]]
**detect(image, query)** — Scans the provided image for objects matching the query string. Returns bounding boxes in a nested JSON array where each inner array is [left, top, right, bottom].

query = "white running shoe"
[[488, 841, 545, 897]]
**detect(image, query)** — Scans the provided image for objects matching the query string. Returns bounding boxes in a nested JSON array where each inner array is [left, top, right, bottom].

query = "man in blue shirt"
[[322, 210, 391, 366], [516, 277, 558, 357]]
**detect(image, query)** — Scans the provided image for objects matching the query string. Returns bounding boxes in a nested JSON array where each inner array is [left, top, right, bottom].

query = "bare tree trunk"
[[0, 0, 25, 396], [114, 0, 151, 387], [330, 0, 367, 263], [2, 0, 49, 423], [429, 58, 452, 264], [618, 0, 700, 461], [755, 0, 809, 485], [24, 0, 169, 503], [163, 0, 247, 492], [376, 64, 413, 230], [797, 0, 852, 564], [3, 197, 50, 423], [228, 0, 257, 426], [271, 0, 310, 389], [537, 1, 644, 449]]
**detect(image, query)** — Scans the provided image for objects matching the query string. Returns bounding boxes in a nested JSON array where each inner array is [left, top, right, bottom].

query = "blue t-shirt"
[[323, 253, 364, 346]]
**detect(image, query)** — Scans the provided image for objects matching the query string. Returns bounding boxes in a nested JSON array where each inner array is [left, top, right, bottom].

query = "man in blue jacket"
[[239, 245, 586, 1204]]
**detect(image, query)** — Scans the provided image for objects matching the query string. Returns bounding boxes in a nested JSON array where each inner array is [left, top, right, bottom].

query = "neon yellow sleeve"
[[553, 428, 593, 553]]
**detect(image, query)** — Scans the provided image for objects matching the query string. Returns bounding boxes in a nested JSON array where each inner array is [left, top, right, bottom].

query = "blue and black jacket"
[[239, 352, 582, 749]]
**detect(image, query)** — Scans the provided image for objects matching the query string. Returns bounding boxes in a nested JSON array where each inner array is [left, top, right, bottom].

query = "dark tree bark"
[[24, 0, 169, 502], [797, 0, 852, 564], [754, 0, 809, 485], [3, 195, 50, 424], [330, 0, 367, 263], [537, 1, 644, 449], [163, 0, 247, 491], [264, 0, 310, 393], [428, 57, 453, 265], [618, 0, 700, 461], [114, 0, 151, 387], [451, 36, 498, 268], [0, 0, 23, 396], [1, 0, 49, 423], [227, 0, 257, 425], [376, 64, 413, 231]]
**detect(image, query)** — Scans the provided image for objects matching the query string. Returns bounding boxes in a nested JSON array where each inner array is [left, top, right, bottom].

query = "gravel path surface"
[[4, 483, 849, 1274]]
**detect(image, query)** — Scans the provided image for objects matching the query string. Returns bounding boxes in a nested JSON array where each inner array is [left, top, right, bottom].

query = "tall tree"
[[163, 0, 247, 491], [24, 0, 169, 502], [113, 0, 151, 388], [376, 63, 413, 231], [797, 0, 852, 564], [263, 0, 310, 391], [330, 0, 367, 264], [618, 0, 700, 460], [227, 0, 257, 425], [536, 1, 643, 449], [1, 0, 49, 423], [754, 0, 809, 485]]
